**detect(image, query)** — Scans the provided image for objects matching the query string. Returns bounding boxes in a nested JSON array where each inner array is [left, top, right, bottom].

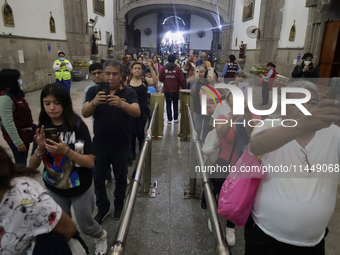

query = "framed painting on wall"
[[93, 0, 105, 16], [242, 0, 255, 22]]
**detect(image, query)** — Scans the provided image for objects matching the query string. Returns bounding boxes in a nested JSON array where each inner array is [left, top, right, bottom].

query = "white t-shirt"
[[0, 177, 62, 255], [212, 100, 231, 120], [249, 119, 340, 247]]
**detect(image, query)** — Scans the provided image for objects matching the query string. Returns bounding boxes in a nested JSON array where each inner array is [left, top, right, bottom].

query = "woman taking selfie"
[[29, 83, 107, 255], [0, 69, 35, 165]]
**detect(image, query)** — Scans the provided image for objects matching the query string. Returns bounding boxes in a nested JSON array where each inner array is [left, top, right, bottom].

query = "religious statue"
[[289, 20, 296, 42], [91, 30, 99, 55], [239, 41, 245, 59], [2, 0, 14, 27], [49, 12, 56, 33]]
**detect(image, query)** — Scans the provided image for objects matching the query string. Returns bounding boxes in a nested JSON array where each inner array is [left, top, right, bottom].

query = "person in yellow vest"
[[53, 52, 73, 94]]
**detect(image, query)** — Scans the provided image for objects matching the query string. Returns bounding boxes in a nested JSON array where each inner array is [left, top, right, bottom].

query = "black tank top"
[[128, 82, 147, 105]]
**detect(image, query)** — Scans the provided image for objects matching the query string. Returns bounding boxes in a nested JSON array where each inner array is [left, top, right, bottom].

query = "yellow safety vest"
[[55, 59, 71, 81]]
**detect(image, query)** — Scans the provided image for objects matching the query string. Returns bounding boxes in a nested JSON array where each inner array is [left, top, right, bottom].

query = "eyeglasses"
[[300, 148, 311, 173], [91, 71, 103, 76]]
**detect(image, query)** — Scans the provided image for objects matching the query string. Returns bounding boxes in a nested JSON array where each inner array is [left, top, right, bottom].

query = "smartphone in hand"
[[143, 52, 149, 64], [98, 82, 110, 95], [208, 68, 214, 78], [45, 128, 59, 144]]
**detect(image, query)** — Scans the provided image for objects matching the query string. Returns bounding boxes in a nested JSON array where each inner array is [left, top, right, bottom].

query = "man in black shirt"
[[292, 52, 320, 79], [82, 59, 140, 223]]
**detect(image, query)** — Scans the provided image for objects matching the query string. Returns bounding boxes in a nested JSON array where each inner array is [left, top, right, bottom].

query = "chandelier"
[[238, 0, 253, 7]]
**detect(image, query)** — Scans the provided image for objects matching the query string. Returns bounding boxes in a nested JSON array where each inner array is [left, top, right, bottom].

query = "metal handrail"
[[110, 103, 159, 255], [186, 104, 230, 255]]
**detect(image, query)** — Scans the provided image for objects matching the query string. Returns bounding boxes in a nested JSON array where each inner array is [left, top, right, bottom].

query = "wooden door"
[[319, 20, 340, 78]]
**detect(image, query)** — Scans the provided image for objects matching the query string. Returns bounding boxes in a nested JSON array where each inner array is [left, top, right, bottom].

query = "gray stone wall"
[[0, 35, 68, 93]]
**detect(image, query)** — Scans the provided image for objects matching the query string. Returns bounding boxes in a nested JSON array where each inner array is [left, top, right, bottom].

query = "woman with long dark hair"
[[0, 69, 34, 165], [128, 60, 158, 161], [0, 145, 76, 254], [29, 83, 107, 255]]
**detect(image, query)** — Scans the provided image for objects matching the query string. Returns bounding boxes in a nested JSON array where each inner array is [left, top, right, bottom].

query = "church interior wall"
[[0, 0, 66, 40], [278, 0, 309, 48], [0, 36, 68, 93], [134, 13, 158, 49], [189, 14, 213, 50], [0, 0, 69, 92], [231, 0, 262, 51]]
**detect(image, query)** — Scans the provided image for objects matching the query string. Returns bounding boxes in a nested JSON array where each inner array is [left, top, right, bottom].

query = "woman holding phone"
[[29, 83, 108, 255], [128, 60, 158, 161], [0, 69, 35, 165]]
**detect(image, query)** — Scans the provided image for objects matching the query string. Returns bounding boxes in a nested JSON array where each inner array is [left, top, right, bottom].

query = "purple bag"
[[217, 145, 266, 226]]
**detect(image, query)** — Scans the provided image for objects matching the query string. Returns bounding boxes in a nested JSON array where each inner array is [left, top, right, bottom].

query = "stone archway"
[[113, 0, 234, 56]]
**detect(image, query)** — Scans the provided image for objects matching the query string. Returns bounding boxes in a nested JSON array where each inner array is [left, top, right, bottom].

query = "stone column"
[[220, 25, 233, 61], [114, 17, 126, 57], [63, 0, 90, 62], [304, 0, 332, 63], [254, 0, 285, 66]]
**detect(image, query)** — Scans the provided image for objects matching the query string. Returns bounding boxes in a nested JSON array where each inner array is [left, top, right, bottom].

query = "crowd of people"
[[1, 47, 337, 255]]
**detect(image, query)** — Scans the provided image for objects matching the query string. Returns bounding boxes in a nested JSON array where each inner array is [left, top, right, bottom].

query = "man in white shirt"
[[247, 81, 340, 255]]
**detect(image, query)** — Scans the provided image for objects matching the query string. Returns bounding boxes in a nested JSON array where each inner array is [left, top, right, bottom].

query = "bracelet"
[[63, 147, 70, 156], [35, 149, 44, 158], [70, 151, 77, 161]]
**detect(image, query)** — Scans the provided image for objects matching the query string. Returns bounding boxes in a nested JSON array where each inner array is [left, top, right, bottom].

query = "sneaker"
[[167, 120, 172, 124], [174, 119, 179, 123], [207, 218, 212, 233], [94, 210, 110, 225], [114, 204, 124, 220], [95, 229, 107, 255], [226, 227, 236, 246]]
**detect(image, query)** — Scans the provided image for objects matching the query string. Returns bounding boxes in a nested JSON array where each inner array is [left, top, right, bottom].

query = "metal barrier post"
[[178, 89, 191, 139], [150, 94, 164, 138], [143, 131, 152, 194], [189, 137, 197, 196], [111, 103, 158, 254], [186, 105, 230, 255]]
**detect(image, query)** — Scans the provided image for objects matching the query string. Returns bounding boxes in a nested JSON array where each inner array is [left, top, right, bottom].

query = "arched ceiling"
[[124, 4, 225, 28]]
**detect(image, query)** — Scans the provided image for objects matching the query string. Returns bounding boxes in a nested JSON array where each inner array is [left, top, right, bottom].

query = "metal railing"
[[110, 103, 159, 255], [186, 104, 230, 255]]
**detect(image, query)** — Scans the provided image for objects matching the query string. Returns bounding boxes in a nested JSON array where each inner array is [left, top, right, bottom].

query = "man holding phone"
[[82, 60, 140, 223], [122, 53, 133, 76], [53, 52, 73, 94]]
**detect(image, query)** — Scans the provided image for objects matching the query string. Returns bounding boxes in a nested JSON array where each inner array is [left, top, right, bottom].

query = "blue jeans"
[[8, 143, 30, 166], [94, 148, 129, 212], [56, 79, 71, 94]]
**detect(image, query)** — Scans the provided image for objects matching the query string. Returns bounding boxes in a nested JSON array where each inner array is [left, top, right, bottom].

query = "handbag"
[[217, 145, 266, 226]]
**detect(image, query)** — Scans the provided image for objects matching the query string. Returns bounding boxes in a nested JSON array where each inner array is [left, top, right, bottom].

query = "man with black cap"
[[159, 54, 186, 124]]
